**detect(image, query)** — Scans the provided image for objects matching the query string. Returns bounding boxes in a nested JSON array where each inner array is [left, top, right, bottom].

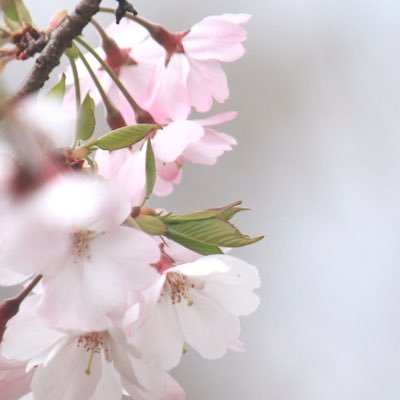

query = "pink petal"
[[183, 14, 251, 62], [187, 59, 229, 111], [0, 357, 33, 400], [183, 128, 237, 165], [149, 54, 191, 121], [152, 121, 204, 163], [193, 111, 237, 127], [105, 19, 148, 49]]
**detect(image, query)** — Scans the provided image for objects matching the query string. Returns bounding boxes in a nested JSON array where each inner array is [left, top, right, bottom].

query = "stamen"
[[77, 332, 107, 375], [71, 230, 93, 263], [164, 272, 200, 306]]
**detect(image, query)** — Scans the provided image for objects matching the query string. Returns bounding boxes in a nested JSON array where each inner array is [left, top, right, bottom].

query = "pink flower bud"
[[48, 9, 68, 31]]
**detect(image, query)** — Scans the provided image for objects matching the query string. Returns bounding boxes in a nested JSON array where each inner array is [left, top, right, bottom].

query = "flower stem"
[[74, 35, 154, 123], [77, 47, 126, 130], [77, 47, 114, 115], [15, 274, 43, 303], [66, 53, 81, 115]]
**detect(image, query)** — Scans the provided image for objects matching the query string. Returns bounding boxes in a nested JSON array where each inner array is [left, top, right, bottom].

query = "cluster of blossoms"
[[0, 1, 261, 399]]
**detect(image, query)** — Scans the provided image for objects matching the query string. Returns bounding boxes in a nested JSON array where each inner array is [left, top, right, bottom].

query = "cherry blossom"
[[0, 173, 160, 331], [1, 296, 185, 400], [95, 112, 237, 204], [129, 251, 260, 370], [137, 14, 251, 121], [0, 4, 260, 399], [64, 20, 159, 121]]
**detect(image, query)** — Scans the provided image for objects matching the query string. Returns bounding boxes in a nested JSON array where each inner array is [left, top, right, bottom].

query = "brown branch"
[[15, 0, 102, 98]]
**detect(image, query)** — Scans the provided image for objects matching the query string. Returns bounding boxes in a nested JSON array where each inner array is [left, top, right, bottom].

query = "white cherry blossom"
[[1, 296, 185, 400], [130, 253, 260, 370]]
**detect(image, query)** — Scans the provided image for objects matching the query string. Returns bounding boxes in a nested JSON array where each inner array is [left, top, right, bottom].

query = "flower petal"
[[175, 290, 240, 359], [183, 14, 250, 62], [31, 337, 102, 400], [152, 121, 204, 163]]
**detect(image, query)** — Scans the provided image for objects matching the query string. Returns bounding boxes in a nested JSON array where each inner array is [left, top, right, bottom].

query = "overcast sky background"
[[2, 0, 400, 399]]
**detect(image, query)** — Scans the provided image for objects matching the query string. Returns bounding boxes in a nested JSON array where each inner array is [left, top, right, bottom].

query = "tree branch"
[[15, 0, 102, 98]]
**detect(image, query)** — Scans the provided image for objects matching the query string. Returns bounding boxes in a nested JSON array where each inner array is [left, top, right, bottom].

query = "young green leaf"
[[166, 225, 223, 255], [165, 217, 263, 255], [161, 201, 247, 223], [135, 214, 167, 236], [91, 124, 159, 151], [3, 0, 32, 30], [45, 73, 66, 102], [145, 139, 156, 199], [76, 93, 95, 141]]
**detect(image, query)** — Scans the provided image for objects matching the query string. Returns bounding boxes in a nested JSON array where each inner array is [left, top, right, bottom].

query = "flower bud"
[[48, 9, 68, 31]]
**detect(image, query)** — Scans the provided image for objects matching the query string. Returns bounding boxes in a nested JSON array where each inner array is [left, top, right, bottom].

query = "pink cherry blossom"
[[135, 14, 251, 121], [64, 19, 160, 122], [129, 252, 260, 370], [95, 113, 237, 205]]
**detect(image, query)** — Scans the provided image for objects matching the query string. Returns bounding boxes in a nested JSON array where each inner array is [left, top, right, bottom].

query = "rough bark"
[[15, 0, 102, 98]]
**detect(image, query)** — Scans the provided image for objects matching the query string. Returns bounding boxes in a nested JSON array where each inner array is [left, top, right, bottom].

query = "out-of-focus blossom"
[[0, 174, 160, 331]]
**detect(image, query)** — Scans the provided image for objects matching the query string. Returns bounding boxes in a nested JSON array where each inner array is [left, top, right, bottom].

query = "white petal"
[[90, 227, 160, 291], [188, 255, 260, 316], [32, 337, 102, 400], [132, 296, 184, 370], [2, 296, 64, 361], [89, 355, 122, 400], [37, 174, 131, 232], [175, 291, 240, 359], [169, 256, 229, 277]]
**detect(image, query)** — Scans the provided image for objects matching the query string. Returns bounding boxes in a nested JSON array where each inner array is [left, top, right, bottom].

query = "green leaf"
[[166, 224, 223, 255], [45, 73, 66, 102], [0, 27, 12, 46], [161, 201, 247, 223], [165, 218, 262, 255], [135, 214, 167, 236], [145, 139, 156, 199], [91, 124, 159, 151], [3, 0, 32, 30], [76, 93, 95, 142]]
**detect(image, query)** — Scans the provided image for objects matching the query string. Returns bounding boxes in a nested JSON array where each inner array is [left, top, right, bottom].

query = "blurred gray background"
[[3, 0, 400, 399]]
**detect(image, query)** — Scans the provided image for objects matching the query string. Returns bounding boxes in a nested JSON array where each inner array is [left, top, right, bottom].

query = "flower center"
[[163, 272, 202, 306], [71, 230, 91, 262], [77, 332, 110, 375]]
